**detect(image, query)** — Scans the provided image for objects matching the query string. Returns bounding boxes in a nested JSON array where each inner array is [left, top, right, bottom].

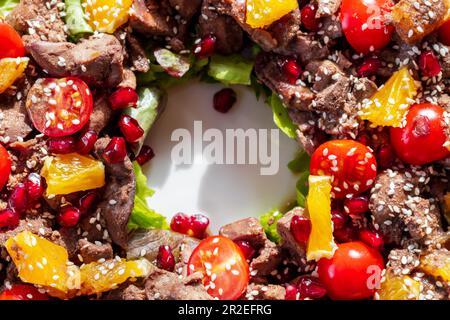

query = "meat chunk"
[[288, 109, 325, 155], [126, 34, 151, 73], [105, 283, 147, 300], [78, 239, 114, 263], [88, 94, 113, 134], [0, 96, 33, 144], [0, 217, 52, 247], [315, 0, 342, 17], [169, 0, 202, 20], [244, 283, 286, 300], [387, 249, 420, 276], [118, 69, 137, 90], [129, 0, 174, 36], [27, 34, 124, 87], [6, 0, 67, 45], [145, 267, 212, 300]]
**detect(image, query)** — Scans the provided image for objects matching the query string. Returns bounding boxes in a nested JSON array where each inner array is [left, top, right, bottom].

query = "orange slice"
[[246, 0, 298, 29]]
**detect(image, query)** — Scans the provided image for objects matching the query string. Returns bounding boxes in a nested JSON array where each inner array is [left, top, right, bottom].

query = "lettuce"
[[260, 209, 283, 243], [128, 162, 169, 231], [0, 0, 19, 17], [65, 0, 93, 39], [268, 94, 297, 139], [208, 54, 254, 85]]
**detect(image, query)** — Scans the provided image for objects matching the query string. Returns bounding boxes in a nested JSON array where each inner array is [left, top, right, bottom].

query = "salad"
[[0, 0, 448, 301]]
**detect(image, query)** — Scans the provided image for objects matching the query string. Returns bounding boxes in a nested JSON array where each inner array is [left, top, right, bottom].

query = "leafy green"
[[0, 0, 19, 17], [260, 209, 283, 243], [128, 162, 169, 231], [288, 150, 310, 173], [154, 48, 191, 78], [295, 171, 309, 208], [64, 0, 93, 39], [208, 54, 254, 85], [268, 94, 297, 139]]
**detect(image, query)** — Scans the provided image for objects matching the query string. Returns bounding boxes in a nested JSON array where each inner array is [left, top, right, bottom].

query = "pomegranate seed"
[[297, 276, 327, 300], [301, 3, 320, 31], [8, 183, 28, 214], [0, 208, 20, 230], [357, 56, 381, 78], [77, 130, 98, 155], [419, 50, 441, 78], [282, 58, 302, 84], [156, 245, 175, 272], [331, 209, 347, 230], [102, 137, 127, 164], [193, 34, 216, 59], [356, 132, 371, 147], [290, 215, 312, 245], [359, 229, 384, 250], [285, 285, 298, 300], [109, 87, 139, 110], [213, 88, 236, 113], [344, 195, 369, 215], [47, 136, 76, 154], [189, 214, 210, 239], [170, 213, 190, 234], [78, 191, 98, 216], [25, 173, 44, 203], [376, 143, 395, 169], [333, 225, 358, 243], [135, 145, 154, 166], [234, 240, 256, 260], [57, 206, 80, 228], [119, 115, 144, 143]]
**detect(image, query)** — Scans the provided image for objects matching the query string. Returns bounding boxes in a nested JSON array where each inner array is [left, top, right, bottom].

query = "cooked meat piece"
[[78, 239, 114, 263], [88, 94, 113, 134], [244, 283, 286, 300], [0, 99, 33, 145], [50, 227, 80, 259], [250, 240, 284, 276], [387, 248, 420, 276], [169, 0, 202, 20], [118, 69, 137, 90], [315, 0, 342, 17], [105, 282, 147, 300], [129, 0, 174, 36], [90, 138, 136, 248], [319, 15, 343, 41], [6, 0, 67, 45], [415, 274, 449, 300], [126, 34, 150, 73], [198, 1, 244, 54], [27, 34, 124, 87], [288, 109, 326, 155], [145, 267, 212, 300], [0, 217, 52, 247]]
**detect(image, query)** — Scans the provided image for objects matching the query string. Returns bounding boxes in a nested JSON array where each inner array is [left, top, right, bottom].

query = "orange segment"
[[377, 273, 420, 300], [419, 250, 450, 282], [246, 0, 299, 28], [41, 153, 105, 196], [0, 57, 29, 94], [80, 258, 152, 295], [360, 67, 419, 127], [83, 0, 133, 33], [306, 175, 337, 261]]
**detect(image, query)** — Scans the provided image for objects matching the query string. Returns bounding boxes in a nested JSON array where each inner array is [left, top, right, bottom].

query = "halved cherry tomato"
[[187, 235, 249, 300], [340, 0, 394, 54], [0, 22, 25, 59], [26, 77, 93, 137], [390, 103, 449, 165], [0, 284, 50, 300], [438, 20, 450, 46], [317, 241, 385, 300], [0, 144, 11, 191], [310, 140, 377, 199]]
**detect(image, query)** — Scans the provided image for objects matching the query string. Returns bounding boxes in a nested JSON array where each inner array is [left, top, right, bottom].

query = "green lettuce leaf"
[[295, 171, 309, 208], [260, 209, 283, 243], [128, 162, 169, 231], [208, 54, 254, 85], [268, 94, 297, 139], [65, 0, 93, 39], [0, 0, 19, 17], [288, 150, 310, 173]]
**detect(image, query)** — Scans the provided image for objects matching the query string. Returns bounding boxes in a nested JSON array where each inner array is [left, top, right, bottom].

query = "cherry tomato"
[[390, 103, 449, 165], [0, 144, 11, 191], [0, 284, 49, 300], [26, 77, 93, 137], [187, 235, 249, 300], [438, 20, 450, 46], [0, 22, 25, 59], [310, 140, 377, 199], [317, 241, 384, 300], [340, 0, 394, 54]]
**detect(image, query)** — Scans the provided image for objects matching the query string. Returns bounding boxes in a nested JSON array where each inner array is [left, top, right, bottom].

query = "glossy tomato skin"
[[0, 22, 25, 59], [310, 140, 377, 199], [0, 284, 49, 300], [0, 145, 11, 191], [438, 20, 450, 46], [318, 241, 384, 300], [188, 235, 249, 300], [340, 0, 394, 54], [26, 77, 93, 137], [390, 103, 449, 165]]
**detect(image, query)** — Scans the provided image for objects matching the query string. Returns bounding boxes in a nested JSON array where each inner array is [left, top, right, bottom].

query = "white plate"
[[142, 81, 300, 231]]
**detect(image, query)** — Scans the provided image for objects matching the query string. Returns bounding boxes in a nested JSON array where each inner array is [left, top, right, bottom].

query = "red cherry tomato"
[[0, 22, 25, 59], [317, 241, 385, 300], [340, 0, 394, 54], [0, 145, 11, 191], [310, 140, 377, 199], [26, 77, 93, 137], [438, 20, 450, 46], [0, 284, 49, 300], [390, 103, 449, 165], [188, 235, 249, 300]]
